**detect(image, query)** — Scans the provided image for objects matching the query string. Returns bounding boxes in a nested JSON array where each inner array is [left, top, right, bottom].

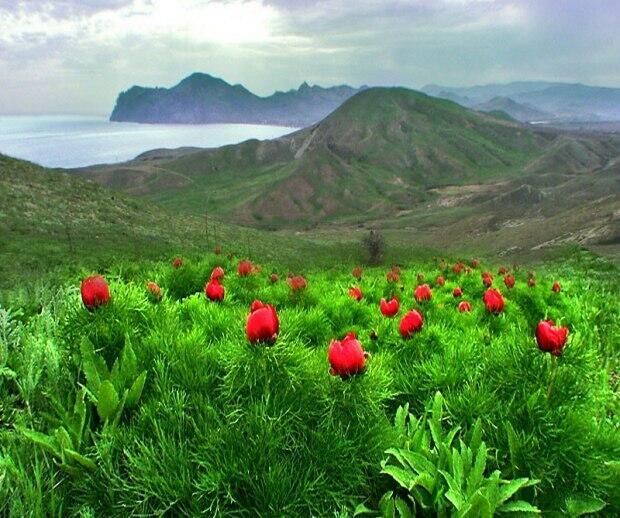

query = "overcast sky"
[[1, 0, 618, 115]]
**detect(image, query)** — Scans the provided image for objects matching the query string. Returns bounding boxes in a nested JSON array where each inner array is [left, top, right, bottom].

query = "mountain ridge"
[[110, 72, 366, 126], [422, 81, 620, 121]]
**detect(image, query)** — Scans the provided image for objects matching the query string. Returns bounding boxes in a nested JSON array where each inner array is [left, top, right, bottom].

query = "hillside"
[[110, 72, 364, 126], [88, 88, 551, 225], [473, 96, 552, 122], [423, 81, 620, 121], [81, 87, 620, 258]]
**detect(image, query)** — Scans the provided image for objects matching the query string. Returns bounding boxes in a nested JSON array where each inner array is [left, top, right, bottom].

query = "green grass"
[[1, 249, 618, 516]]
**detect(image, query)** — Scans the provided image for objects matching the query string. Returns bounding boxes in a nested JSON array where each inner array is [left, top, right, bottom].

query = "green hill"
[[83, 87, 554, 227]]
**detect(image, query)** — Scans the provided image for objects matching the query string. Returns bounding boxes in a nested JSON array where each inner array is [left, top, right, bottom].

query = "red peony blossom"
[[172, 257, 183, 269], [210, 266, 225, 281], [146, 281, 162, 301], [453, 287, 463, 298], [482, 272, 493, 287], [288, 275, 308, 292], [205, 279, 225, 302], [552, 281, 561, 293], [536, 320, 569, 356], [348, 286, 363, 301], [498, 266, 507, 275], [214, 245, 222, 255], [483, 288, 504, 314], [352, 266, 363, 280], [528, 277, 536, 288], [386, 270, 400, 283], [391, 265, 401, 275], [270, 273, 279, 283], [414, 284, 432, 302], [436, 275, 445, 287], [237, 260, 253, 277], [452, 262, 465, 274], [246, 301, 279, 344], [328, 332, 368, 379], [458, 301, 472, 313], [399, 310, 424, 338], [81, 275, 110, 310], [471, 258, 480, 268], [380, 297, 400, 317], [504, 274, 515, 289]]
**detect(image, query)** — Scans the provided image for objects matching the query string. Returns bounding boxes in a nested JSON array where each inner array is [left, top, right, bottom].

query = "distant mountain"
[[110, 73, 365, 126], [422, 81, 620, 122], [473, 96, 552, 122]]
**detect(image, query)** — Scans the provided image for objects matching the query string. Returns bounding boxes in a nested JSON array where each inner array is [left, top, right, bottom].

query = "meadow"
[[1, 248, 618, 516]]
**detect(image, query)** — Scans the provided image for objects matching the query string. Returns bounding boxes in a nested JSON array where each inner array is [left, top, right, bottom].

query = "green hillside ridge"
[[82, 87, 554, 227]]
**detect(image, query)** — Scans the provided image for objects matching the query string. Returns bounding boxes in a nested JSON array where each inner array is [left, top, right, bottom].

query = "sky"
[[0, 0, 618, 115]]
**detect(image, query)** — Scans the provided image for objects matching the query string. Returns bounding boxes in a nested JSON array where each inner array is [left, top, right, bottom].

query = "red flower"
[[237, 260, 253, 277], [205, 279, 225, 302], [436, 275, 445, 287], [504, 274, 515, 289], [498, 266, 507, 275], [348, 286, 363, 301], [246, 301, 279, 344], [391, 265, 401, 275], [471, 258, 480, 268], [458, 301, 472, 313], [81, 275, 110, 310], [214, 245, 222, 255], [146, 281, 162, 301], [328, 332, 367, 379], [210, 266, 225, 281], [536, 320, 569, 356], [452, 262, 465, 274], [482, 272, 493, 287], [352, 266, 362, 280], [552, 281, 561, 293], [386, 270, 400, 283], [270, 273, 279, 283], [399, 310, 424, 338], [288, 275, 307, 292], [528, 277, 536, 288], [172, 257, 183, 269], [483, 288, 504, 314], [453, 287, 463, 298], [380, 297, 400, 317], [414, 284, 432, 302]]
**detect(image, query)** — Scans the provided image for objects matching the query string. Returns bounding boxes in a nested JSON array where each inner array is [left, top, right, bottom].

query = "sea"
[[0, 115, 296, 168]]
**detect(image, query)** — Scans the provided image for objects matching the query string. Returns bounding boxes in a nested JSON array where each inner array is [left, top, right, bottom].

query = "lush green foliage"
[[0, 251, 618, 516]]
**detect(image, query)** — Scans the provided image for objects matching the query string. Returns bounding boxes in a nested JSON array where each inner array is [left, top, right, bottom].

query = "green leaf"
[[394, 497, 413, 518], [63, 449, 97, 471], [498, 500, 540, 513], [353, 502, 376, 516], [381, 465, 416, 490], [565, 495, 606, 516], [467, 441, 487, 493], [54, 426, 73, 452], [497, 478, 531, 504], [379, 492, 396, 518], [394, 404, 409, 437], [398, 450, 437, 477], [125, 370, 147, 408], [19, 428, 60, 456], [96, 380, 119, 421]]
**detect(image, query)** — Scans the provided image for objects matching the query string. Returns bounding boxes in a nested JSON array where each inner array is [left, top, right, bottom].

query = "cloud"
[[0, 0, 618, 114]]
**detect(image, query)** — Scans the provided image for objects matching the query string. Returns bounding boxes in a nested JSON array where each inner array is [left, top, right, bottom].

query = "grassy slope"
[[1, 153, 446, 295], [79, 88, 554, 227], [0, 250, 618, 516]]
